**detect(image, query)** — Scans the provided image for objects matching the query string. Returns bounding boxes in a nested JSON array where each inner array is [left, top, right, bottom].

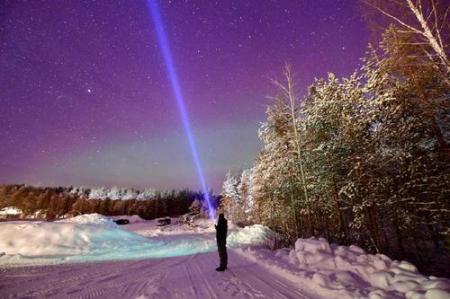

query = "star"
[[0, 0, 368, 190]]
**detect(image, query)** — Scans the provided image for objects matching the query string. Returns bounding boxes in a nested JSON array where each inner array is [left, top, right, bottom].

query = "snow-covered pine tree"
[[255, 87, 308, 239], [221, 171, 240, 221]]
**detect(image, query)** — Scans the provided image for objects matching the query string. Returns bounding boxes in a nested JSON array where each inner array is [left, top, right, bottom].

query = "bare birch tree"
[[363, 0, 449, 80]]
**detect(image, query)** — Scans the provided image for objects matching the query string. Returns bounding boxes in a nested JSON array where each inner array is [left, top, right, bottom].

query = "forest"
[[0, 184, 215, 220], [221, 0, 450, 275]]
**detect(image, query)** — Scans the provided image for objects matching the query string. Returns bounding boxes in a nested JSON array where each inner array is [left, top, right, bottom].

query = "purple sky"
[[0, 0, 367, 192]]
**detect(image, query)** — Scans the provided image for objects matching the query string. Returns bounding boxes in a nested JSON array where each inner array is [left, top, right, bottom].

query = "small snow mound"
[[312, 272, 328, 286], [425, 289, 450, 299], [295, 237, 332, 254], [192, 218, 215, 230], [57, 213, 116, 227], [128, 215, 145, 223], [227, 224, 274, 246], [397, 260, 419, 273], [349, 245, 365, 254]]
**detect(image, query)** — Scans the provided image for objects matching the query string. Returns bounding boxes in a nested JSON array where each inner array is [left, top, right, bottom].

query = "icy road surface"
[[0, 250, 312, 299]]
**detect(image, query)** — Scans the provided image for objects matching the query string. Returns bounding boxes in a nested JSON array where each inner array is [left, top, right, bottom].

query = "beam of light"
[[146, 0, 215, 220]]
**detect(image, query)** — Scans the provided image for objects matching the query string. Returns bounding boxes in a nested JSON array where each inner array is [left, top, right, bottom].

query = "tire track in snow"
[[224, 250, 309, 299], [0, 250, 313, 298], [190, 253, 219, 299]]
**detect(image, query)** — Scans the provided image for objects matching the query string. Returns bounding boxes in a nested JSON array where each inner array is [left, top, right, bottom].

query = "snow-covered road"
[[0, 250, 312, 299], [2, 215, 449, 298]]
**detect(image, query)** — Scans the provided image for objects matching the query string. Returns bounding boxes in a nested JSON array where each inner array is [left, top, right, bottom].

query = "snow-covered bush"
[[0, 207, 23, 218], [227, 224, 275, 247]]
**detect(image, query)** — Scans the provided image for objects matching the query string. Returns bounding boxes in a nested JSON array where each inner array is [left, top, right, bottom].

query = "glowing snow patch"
[[0, 218, 215, 267]]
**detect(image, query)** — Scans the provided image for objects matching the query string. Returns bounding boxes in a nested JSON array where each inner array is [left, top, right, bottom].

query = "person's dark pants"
[[217, 241, 227, 268]]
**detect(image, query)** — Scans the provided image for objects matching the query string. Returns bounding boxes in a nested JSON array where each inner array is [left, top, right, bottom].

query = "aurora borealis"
[[0, 0, 368, 191]]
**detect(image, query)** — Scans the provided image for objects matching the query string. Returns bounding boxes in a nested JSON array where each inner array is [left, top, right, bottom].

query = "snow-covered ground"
[[0, 214, 218, 266], [0, 214, 449, 299], [0, 214, 271, 267]]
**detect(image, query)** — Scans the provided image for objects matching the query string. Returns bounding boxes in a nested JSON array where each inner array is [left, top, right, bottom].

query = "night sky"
[[0, 0, 368, 192]]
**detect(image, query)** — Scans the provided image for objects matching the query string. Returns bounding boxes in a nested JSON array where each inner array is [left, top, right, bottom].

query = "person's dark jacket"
[[215, 214, 227, 245]]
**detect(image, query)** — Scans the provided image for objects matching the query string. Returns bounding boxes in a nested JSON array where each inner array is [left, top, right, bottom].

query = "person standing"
[[215, 213, 228, 271]]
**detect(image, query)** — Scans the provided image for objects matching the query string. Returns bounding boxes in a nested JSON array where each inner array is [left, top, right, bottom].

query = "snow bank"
[[56, 213, 116, 227], [238, 237, 450, 299], [0, 217, 147, 258], [290, 238, 450, 298], [0, 214, 216, 267], [227, 224, 274, 246]]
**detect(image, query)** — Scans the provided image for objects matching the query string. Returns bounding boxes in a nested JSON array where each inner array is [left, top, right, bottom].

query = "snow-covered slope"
[[0, 214, 149, 261]]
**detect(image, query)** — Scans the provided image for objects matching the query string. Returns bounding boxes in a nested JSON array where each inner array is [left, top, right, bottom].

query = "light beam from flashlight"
[[147, 1, 215, 220]]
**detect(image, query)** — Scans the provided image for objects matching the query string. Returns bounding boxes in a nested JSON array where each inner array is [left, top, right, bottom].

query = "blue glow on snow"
[[146, 0, 215, 220], [0, 225, 217, 267], [0, 219, 271, 267]]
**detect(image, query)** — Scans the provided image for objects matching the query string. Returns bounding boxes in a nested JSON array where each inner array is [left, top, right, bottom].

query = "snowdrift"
[[0, 214, 149, 258], [290, 238, 450, 298], [56, 213, 117, 226], [240, 237, 450, 299], [0, 214, 215, 266]]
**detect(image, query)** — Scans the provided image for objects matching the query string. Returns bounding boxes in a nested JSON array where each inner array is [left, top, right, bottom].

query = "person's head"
[[219, 213, 225, 220]]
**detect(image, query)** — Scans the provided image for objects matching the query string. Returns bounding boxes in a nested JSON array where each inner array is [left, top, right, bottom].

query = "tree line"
[[0, 184, 213, 220], [222, 0, 449, 275]]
